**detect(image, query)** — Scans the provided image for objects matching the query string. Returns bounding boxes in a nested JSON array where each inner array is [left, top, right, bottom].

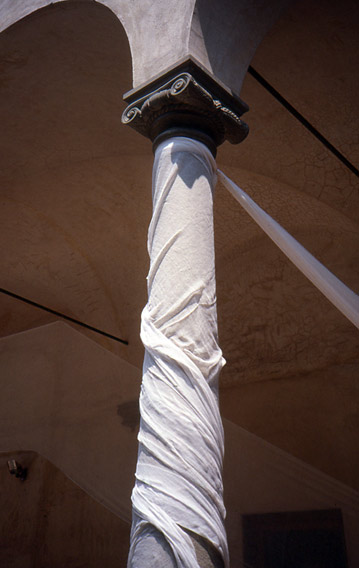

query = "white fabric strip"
[[218, 169, 359, 330], [128, 138, 228, 567]]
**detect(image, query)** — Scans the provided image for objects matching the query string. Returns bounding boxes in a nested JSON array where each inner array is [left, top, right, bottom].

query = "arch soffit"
[[0, 0, 293, 94], [0, 0, 196, 89], [189, 0, 294, 96]]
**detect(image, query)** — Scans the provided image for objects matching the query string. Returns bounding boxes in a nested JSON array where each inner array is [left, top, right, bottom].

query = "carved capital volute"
[[122, 57, 249, 156]]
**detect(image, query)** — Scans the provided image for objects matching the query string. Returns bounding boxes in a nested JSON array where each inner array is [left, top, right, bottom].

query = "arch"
[[0, 0, 138, 352], [189, 0, 293, 96], [0, 0, 295, 95], [0, 0, 195, 89]]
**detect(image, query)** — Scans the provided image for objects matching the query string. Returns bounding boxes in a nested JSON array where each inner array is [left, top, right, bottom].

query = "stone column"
[[122, 58, 248, 568]]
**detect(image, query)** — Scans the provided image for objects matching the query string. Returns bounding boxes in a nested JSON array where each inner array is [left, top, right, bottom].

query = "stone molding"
[[122, 58, 249, 155]]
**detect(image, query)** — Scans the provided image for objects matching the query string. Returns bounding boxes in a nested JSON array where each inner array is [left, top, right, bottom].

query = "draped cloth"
[[128, 137, 228, 568], [127, 135, 358, 568]]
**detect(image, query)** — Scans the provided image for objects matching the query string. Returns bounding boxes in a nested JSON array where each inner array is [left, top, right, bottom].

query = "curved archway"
[[0, 0, 150, 362], [189, 0, 293, 95]]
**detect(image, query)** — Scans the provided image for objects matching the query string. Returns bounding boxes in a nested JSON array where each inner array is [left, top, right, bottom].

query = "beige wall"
[[2, 423, 358, 567], [0, 0, 358, 491], [0, 452, 131, 567], [0, 0, 358, 565], [1, 323, 358, 566]]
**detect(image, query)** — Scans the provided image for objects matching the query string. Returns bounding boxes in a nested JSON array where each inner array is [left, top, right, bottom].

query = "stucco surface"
[[1, 337, 358, 567], [0, 0, 195, 87], [0, 322, 140, 522], [0, 452, 131, 567], [248, 0, 359, 165], [190, 0, 291, 95], [0, 0, 291, 92], [0, 0, 358, 530], [214, 0, 359, 488]]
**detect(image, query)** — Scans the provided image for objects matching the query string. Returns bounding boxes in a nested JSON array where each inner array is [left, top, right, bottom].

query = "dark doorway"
[[242, 509, 348, 568]]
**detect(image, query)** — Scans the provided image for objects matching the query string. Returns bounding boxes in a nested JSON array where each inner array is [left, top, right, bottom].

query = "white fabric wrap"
[[128, 137, 228, 567]]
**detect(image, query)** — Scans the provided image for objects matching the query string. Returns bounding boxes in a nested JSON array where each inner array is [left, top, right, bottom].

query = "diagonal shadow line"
[[248, 66, 359, 179], [0, 287, 128, 345]]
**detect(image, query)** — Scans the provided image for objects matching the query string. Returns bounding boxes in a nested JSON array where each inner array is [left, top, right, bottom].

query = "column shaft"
[[128, 137, 228, 568]]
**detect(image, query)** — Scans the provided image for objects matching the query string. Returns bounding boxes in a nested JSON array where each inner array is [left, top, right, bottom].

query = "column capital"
[[122, 57, 249, 156]]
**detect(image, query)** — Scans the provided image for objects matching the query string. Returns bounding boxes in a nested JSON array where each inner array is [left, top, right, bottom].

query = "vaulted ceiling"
[[0, 0, 358, 488]]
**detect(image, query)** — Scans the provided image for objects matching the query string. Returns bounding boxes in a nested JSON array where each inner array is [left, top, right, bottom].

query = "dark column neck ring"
[[152, 127, 218, 157]]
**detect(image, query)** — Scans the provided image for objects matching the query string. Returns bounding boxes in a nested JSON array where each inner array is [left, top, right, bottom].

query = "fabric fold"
[[128, 138, 228, 568]]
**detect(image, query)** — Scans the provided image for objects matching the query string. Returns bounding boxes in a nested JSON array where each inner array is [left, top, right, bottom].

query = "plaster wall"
[[189, 0, 291, 95], [0, 0, 196, 86], [0, 0, 291, 93], [0, 3, 358, 563], [224, 421, 359, 568], [0, 322, 140, 522], [0, 452, 131, 567], [0, 0, 358, 489], [1, 320, 358, 566]]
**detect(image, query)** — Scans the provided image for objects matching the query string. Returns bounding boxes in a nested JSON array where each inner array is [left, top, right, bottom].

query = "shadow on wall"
[[193, 0, 293, 96]]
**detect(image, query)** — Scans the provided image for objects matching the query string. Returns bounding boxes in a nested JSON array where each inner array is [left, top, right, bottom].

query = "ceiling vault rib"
[[248, 66, 359, 178], [0, 287, 128, 345]]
